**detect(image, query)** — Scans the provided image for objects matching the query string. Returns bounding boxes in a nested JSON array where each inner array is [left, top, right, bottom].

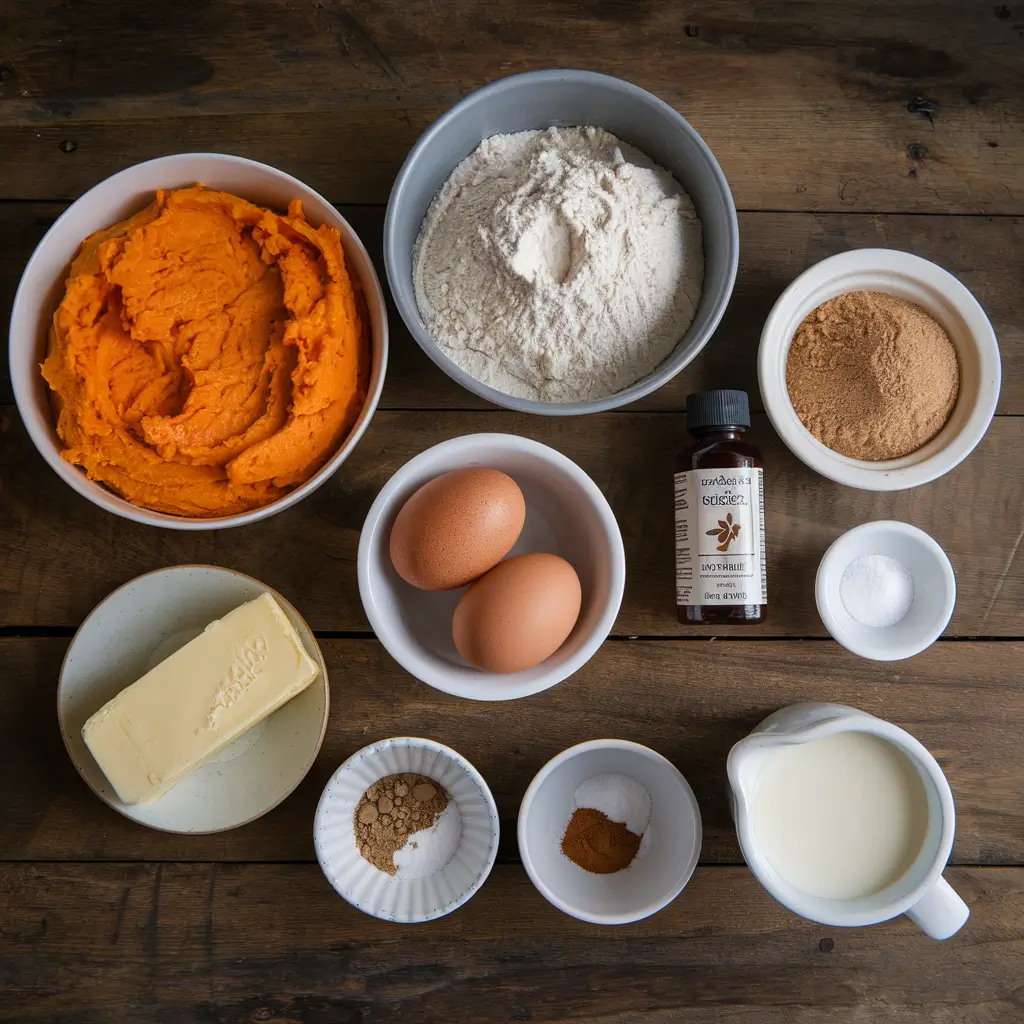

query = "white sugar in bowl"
[[815, 521, 956, 661]]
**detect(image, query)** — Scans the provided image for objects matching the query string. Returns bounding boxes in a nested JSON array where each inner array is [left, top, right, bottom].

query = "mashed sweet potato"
[[42, 186, 370, 517]]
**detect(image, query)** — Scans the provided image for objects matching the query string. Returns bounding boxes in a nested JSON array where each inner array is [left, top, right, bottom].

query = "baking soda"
[[393, 802, 462, 879], [840, 554, 915, 628]]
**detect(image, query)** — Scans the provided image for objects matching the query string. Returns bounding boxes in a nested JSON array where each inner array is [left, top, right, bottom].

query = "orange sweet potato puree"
[[42, 186, 370, 517]]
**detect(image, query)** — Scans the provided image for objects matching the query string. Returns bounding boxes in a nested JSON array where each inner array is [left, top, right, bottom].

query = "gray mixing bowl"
[[384, 69, 739, 415]]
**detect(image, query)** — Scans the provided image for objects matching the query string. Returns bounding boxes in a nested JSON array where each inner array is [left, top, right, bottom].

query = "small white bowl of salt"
[[314, 737, 499, 922], [815, 521, 956, 662], [518, 739, 702, 924]]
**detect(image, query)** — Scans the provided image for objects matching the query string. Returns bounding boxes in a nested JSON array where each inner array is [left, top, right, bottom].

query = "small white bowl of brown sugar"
[[759, 249, 1000, 490]]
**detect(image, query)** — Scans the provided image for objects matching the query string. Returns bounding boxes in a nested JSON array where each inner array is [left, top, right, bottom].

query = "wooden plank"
[[0, 1, 1020, 212], [0, 112, 430, 204], [0, 409, 1020, 636], [3, 637, 1020, 863], [3, 203, 1023, 413], [0, 862, 1019, 1023]]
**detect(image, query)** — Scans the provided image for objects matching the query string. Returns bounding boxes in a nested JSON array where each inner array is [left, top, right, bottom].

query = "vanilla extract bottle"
[[674, 390, 767, 624]]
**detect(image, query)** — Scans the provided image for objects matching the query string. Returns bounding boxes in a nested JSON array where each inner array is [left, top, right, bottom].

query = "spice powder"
[[785, 290, 959, 461], [354, 773, 450, 875], [561, 807, 642, 874]]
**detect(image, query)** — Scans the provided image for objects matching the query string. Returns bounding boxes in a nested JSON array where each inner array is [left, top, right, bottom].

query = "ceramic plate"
[[58, 565, 329, 833]]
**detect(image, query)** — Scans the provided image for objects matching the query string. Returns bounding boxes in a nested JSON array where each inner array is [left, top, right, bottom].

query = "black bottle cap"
[[686, 389, 750, 430]]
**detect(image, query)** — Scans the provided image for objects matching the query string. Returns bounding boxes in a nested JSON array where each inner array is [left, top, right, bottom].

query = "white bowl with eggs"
[[759, 249, 1000, 491], [357, 434, 626, 700]]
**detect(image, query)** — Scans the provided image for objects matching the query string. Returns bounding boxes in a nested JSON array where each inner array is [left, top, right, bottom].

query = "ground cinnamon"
[[786, 290, 959, 461], [561, 807, 642, 874]]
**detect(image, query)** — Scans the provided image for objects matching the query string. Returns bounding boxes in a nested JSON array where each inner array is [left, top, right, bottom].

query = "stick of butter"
[[82, 592, 321, 805]]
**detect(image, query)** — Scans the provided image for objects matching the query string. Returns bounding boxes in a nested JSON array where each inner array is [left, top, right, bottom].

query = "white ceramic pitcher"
[[728, 702, 969, 940]]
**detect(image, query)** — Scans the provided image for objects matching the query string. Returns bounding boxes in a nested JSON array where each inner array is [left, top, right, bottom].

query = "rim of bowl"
[[383, 68, 739, 416], [10, 152, 389, 530], [360, 432, 626, 704], [517, 738, 703, 925], [357, 433, 627, 700], [313, 735, 501, 922], [57, 564, 330, 835], [758, 248, 1000, 491], [814, 521, 956, 661]]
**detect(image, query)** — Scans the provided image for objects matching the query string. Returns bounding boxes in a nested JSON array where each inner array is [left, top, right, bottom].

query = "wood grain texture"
[[0, 862, 1020, 1023], [3, 203, 1022, 413], [4, 637, 1020, 864], [0, 1, 1020, 212], [1, 409, 1020, 636], [0, 2, 1021, 1021]]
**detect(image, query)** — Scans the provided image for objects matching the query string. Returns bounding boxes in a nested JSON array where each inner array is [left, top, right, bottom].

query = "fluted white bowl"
[[314, 737, 499, 922]]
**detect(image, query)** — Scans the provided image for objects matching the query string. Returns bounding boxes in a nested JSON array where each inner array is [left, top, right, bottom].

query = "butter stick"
[[82, 592, 320, 805]]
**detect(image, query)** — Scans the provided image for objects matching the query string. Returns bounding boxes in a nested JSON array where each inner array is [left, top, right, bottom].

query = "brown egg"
[[452, 552, 582, 673], [389, 468, 526, 590]]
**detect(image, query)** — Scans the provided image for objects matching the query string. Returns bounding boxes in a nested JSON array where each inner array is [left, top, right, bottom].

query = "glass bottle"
[[674, 390, 767, 624]]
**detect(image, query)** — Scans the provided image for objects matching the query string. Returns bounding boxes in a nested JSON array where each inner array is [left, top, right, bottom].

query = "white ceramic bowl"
[[815, 521, 956, 661], [9, 153, 388, 529], [314, 737, 500, 922], [358, 434, 626, 701], [759, 249, 1000, 490], [518, 740, 702, 925], [58, 565, 329, 833]]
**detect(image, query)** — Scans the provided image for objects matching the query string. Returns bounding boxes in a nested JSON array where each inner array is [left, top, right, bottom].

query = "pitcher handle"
[[906, 876, 969, 940]]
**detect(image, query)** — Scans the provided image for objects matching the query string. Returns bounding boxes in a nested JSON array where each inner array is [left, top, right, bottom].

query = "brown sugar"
[[561, 807, 642, 874], [785, 291, 959, 460], [353, 773, 450, 875]]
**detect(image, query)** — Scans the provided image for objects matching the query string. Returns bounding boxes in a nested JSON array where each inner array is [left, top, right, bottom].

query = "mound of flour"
[[412, 126, 704, 403]]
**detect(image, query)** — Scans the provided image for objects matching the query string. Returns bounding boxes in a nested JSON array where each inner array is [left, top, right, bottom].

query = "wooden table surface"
[[1, 2, 1022, 1022]]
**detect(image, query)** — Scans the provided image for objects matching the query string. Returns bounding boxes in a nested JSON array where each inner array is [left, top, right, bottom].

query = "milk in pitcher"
[[750, 731, 930, 901]]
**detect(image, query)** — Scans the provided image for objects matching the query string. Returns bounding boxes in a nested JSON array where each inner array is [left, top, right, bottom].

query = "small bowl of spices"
[[759, 249, 1000, 490], [815, 520, 956, 661], [314, 737, 499, 922], [518, 739, 702, 925]]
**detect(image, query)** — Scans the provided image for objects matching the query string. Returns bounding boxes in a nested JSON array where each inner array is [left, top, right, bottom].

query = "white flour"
[[412, 127, 704, 403]]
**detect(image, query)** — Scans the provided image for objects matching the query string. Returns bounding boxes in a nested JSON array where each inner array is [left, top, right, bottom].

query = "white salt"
[[573, 773, 652, 835], [393, 802, 462, 879], [840, 553, 915, 628]]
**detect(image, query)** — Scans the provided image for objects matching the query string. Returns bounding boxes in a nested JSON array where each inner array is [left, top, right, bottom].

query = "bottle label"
[[674, 467, 767, 607]]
